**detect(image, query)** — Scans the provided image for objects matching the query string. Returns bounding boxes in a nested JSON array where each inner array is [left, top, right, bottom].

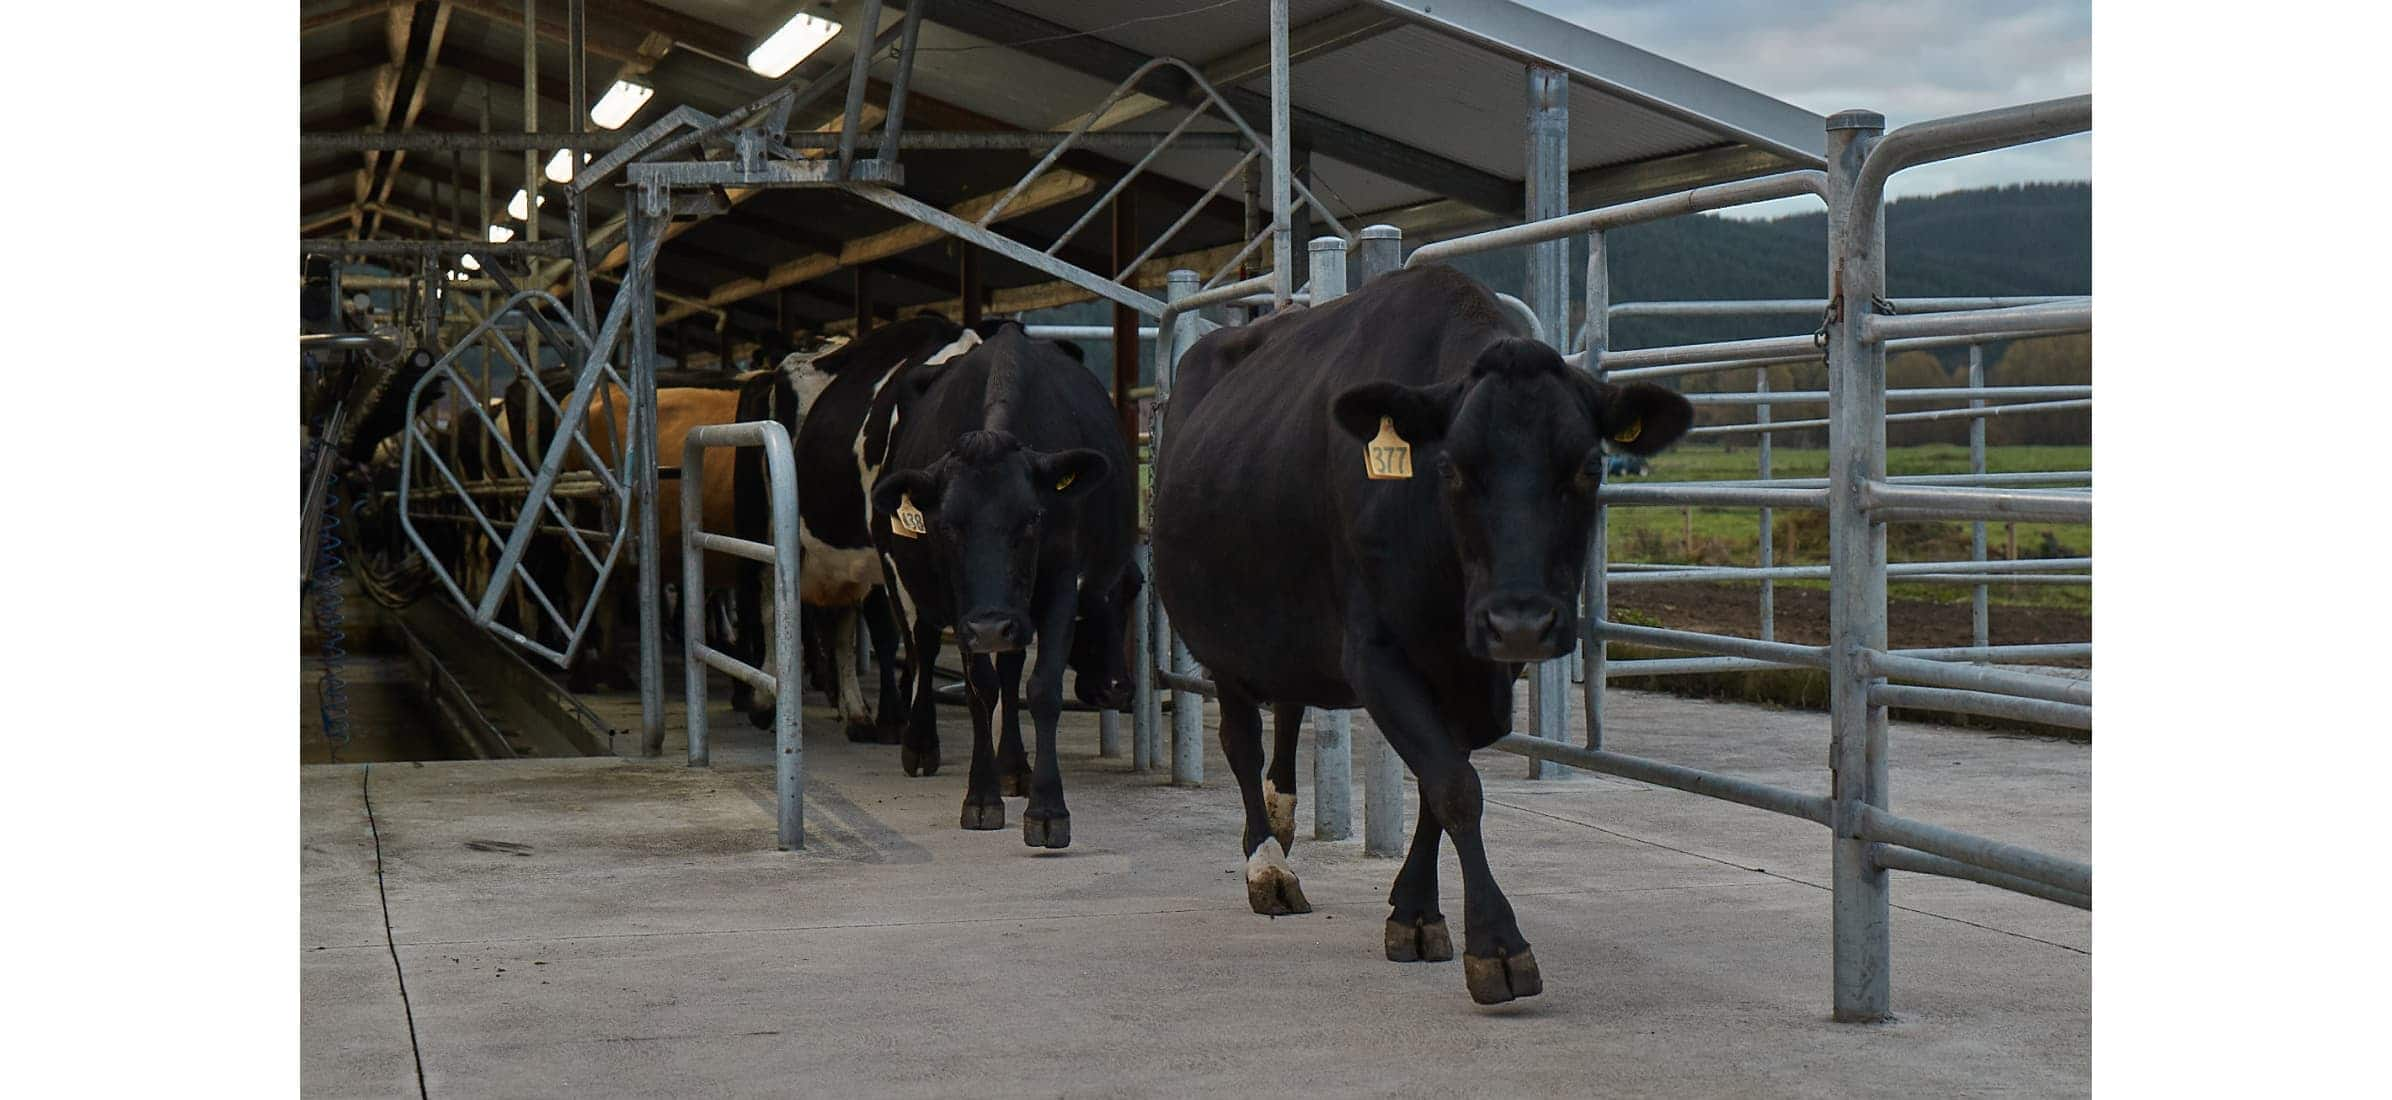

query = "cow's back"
[[1154, 264, 1512, 706]]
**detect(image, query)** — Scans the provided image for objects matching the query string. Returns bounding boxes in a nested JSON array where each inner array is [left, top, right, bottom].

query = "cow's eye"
[[1572, 454, 1605, 495], [1435, 454, 1463, 486]]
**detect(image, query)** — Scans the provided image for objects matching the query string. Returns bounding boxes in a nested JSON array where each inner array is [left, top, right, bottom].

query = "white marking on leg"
[[1246, 837, 1296, 887], [1263, 779, 1297, 844]]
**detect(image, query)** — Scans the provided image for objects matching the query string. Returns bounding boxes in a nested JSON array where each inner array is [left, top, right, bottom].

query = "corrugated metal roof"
[[300, 0, 1826, 338]]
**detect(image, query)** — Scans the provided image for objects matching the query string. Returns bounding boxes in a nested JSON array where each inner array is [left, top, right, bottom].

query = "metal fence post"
[[1158, 269, 1205, 786], [1345, 224, 1407, 854], [1268, 0, 1293, 309], [1305, 236, 1355, 839], [1581, 229, 1610, 751], [1758, 364, 1776, 641], [764, 429, 806, 851], [681, 437, 710, 767], [1132, 541, 1159, 773], [1967, 343, 1989, 657], [1522, 61, 1574, 777], [630, 193, 667, 757], [1826, 109, 1892, 1023]]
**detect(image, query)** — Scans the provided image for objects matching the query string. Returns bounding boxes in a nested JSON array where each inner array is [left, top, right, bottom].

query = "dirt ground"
[[1611, 581, 2090, 659]]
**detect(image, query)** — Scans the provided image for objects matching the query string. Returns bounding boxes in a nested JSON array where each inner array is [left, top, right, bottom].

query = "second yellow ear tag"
[[1054, 472, 1076, 492], [893, 494, 927, 539], [1612, 418, 1642, 444], [1365, 417, 1413, 480]]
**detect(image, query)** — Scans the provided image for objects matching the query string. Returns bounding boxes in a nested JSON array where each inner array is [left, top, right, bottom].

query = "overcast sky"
[[1521, 0, 2090, 218]]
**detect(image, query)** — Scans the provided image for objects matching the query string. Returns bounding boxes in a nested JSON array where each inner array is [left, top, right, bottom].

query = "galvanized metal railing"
[[679, 421, 807, 851]]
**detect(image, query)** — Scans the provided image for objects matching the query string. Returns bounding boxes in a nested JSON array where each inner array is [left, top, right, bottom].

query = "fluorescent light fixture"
[[544, 149, 592, 183], [506, 188, 544, 221], [588, 79, 654, 130], [746, 10, 843, 78], [459, 253, 482, 272], [487, 224, 515, 243]]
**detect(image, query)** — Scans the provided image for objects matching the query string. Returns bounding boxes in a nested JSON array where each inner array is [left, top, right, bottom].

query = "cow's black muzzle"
[[1473, 593, 1571, 663], [960, 611, 1031, 655]]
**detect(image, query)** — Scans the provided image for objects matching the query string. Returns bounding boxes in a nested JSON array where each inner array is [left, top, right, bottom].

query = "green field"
[[1606, 443, 2091, 611]]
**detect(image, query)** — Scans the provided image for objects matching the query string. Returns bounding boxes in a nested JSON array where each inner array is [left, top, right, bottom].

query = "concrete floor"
[[301, 683, 2089, 1098]]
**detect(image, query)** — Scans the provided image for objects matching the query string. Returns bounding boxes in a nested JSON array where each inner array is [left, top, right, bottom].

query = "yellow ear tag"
[[1054, 472, 1076, 492], [1611, 418, 1643, 445], [1365, 417, 1413, 480], [893, 494, 927, 539]]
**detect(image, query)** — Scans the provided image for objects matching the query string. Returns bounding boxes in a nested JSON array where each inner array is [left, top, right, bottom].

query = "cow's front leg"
[[1385, 795, 1453, 963], [901, 613, 943, 777], [1020, 579, 1079, 849], [960, 653, 1005, 829], [1265, 703, 1305, 854], [995, 650, 1034, 798], [1348, 620, 1537, 1005], [864, 587, 908, 745]]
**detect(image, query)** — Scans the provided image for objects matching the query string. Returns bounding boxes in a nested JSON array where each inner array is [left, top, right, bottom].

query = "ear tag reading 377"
[[1365, 417, 1413, 480], [893, 494, 927, 539]]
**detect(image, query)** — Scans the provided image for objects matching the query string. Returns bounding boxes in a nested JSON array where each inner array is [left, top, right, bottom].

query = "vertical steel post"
[[835, 0, 885, 179], [1267, 0, 1293, 309], [1826, 109, 1891, 1023], [1967, 343, 1989, 657], [1524, 62, 1572, 776], [1758, 365, 1776, 641], [874, 0, 925, 172], [631, 191, 667, 756], [682, 437, 710, 767], [766, 430, 806, 851], [566, 0, 593, 333], [1580, 230, 1610, 750], [1131, 542, 1158, 772], [1349, 225, 1406, 855], [1163, 269, 1206, 787], [1305, 236, 1354, 839]]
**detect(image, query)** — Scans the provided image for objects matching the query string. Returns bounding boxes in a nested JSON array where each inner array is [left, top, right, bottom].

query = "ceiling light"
[[746, 10, 843, 78], [459, 253, 482, 272], [544, 149, 591, 184], [487, 224, 515, 243], [589, 79, 655, 130], [506, 188, 544, 221]]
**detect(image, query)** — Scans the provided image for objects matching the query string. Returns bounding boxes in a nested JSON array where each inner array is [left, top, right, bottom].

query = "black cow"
[[733, 317, 981, 739], [1150, 264, 1691, 1004], [870, 322, 1135, 849]]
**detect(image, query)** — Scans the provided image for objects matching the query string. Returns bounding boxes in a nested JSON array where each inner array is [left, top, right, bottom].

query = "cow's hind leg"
[[1265, 703, 1304, 854], [960, 653, 1005, 830], [1019, 573, 1080, 849], [834, 606, 876, 742], [1222, 687, 1310, 915], [863, 587, 907, 745], [1385, 796, 1454, 963]]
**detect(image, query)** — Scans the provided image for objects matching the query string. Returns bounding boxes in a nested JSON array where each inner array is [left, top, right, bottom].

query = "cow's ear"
[[1033, 448, 1110, 500], [1596, 382, 1694, 457], [1332, 379, 1463, 444], [872, 467, 940, 519]]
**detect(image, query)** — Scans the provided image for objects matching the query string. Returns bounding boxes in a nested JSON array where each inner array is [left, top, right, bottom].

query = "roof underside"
[[300, 0, 1826, 344]]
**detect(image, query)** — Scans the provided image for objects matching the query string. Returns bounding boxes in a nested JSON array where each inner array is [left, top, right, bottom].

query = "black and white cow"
[[733, 318, 980, 739], [1150, 263, 1692, 1004], [869, 321, 1137, 849]]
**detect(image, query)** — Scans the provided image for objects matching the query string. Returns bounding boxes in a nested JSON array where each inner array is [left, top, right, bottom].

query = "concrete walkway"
[[302, 687, 2088, 1098]]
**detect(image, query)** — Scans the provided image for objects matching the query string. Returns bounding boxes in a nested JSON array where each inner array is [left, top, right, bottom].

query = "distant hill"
[[1440, 181, 2091, 350]]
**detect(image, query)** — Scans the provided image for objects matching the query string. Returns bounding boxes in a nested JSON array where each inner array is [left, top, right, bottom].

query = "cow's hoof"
[[1263, 780, 1298, 855], [960, 801, 1005, 830], [1022, 811, 1071, 849], [1000, 770, 1033, 798], [1462, 949, 1544, 1005], [745, 707, 773, 732], [844, 721, 878, 743], [1244, 839, 1312, 916], [1384, 915, 1455, 963], [874, 720, 905, 746], [902, 746, 940, 777]]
